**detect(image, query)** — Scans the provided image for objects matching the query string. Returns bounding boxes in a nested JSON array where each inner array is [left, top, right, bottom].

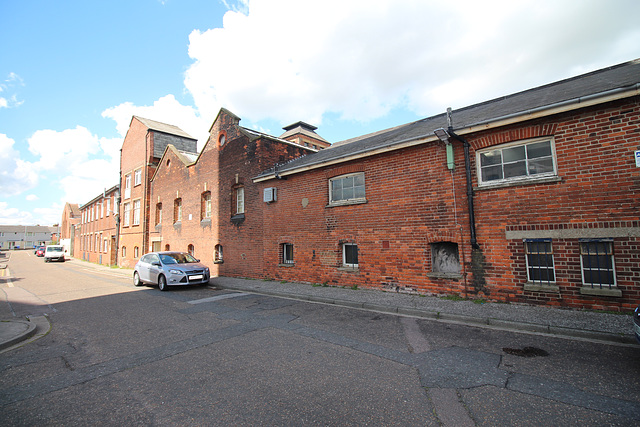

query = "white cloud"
[[0, 134, 38, 196], [0, 72, 24, 109], [26, 194, 39, 201], [102, 94, 211, 150], [0, 201, 34, 225], [184, 0, 640, 128]]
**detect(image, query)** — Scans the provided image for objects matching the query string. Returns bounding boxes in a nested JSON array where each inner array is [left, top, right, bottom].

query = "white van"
[[44, 245, 65, 262]]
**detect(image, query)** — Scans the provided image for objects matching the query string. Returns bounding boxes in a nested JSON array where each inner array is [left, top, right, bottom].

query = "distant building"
[[74, 185, 119, 265], [0, 225, 57, 250]]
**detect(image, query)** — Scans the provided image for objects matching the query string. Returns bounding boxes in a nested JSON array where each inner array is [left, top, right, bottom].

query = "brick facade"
[[75, 186, 119, 266], [65, 62, 640, 311]]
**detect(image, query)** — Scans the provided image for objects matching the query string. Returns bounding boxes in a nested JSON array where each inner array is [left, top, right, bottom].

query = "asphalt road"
[[1, 251, 639, 426]]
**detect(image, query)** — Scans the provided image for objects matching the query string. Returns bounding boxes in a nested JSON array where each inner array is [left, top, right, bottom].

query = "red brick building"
[[118, 116, 198, 268], [75, 185, 119, 265], [65, 59, 640, 311], [149, 109, 318, 278]]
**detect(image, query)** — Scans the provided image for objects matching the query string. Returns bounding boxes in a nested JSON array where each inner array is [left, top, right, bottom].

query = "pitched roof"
[[134, 116, 196, 140], [255, 58, 640, 181]]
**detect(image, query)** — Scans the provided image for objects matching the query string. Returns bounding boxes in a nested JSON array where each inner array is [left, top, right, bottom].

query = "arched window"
[[214, 244, 223, 263], [122, 246, 126, 258], [188, 244, 195, 257], [134, 246, 139, 258], [165, 244, 170, 251]]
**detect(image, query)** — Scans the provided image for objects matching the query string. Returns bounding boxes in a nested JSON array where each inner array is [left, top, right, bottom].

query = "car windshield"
[[48, 247, 63, 252], [160, 253, 198, 264]]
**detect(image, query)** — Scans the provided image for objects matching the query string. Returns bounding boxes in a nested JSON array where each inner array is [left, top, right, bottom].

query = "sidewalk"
[[211, 276, 637, 346], [1, 255, 637, 351]]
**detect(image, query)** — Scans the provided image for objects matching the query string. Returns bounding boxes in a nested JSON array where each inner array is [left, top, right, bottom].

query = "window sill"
[[338, 266, 359, 273], [523, 282, 559, 292], [427, 272, 462, 280], [327, 198, 367, 208], [475, 176, 561, 191], [200, 218, 211, 228], [231, 213, 245, 225], [580, 286, 622, 297], [278, 263, 295, 268], [213, 260, 224, 264]]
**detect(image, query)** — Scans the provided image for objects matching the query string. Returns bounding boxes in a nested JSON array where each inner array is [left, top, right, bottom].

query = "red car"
[[35, 246, 45, 257]]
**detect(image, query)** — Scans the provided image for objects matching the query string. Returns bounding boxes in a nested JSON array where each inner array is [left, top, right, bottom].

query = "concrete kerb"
[[0, 319, 36, 351]]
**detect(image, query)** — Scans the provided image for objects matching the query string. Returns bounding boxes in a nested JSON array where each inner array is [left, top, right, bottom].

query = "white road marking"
[[187, 292, 251, 304]]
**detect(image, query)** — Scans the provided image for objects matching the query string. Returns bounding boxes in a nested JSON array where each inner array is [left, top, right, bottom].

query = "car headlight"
[[169, 269, 183, 275]]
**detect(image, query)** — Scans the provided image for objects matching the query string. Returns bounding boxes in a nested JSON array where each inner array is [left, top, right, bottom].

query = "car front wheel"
[[133, 271, 143, 287], [158, 275, 168, 291]]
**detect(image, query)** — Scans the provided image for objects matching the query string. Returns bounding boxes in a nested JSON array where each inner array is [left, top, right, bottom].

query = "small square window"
[[431, 242, 460, 274], [580, 240, 616, 288], [134, 169, 142, 186], [282, 243, 294, 264], [525, 239, 555, 284], [342, 243, 358, 268]]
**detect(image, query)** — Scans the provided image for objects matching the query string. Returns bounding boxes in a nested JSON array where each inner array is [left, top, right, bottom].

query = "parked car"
[[35, 246, 45, 257], [44, 245, 65, 262], [133, 251, 210, 291], [634, 305, 640, 344]]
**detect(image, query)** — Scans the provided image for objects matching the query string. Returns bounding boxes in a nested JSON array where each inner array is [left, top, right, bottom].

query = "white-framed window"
[[202, 192, 212, 219], [236, 187, 244, 214], [156, 203, 162, 225], [124, 174, 131, 199], [525, 239, 555, 284], [134, 169, 142, 186], [133, 199, 141, 226], [123, 202, 131, 227], [342, 243, 359, 268], [103, 239, 108, 253], [329, 173, 366, 205], [282, 243, 294, 264], [106, 197, 110, 216], [477, 138, 556, 186], [580, 239, 616, 288], [174, 198, 182, 223], [134, 246, 139, 258]]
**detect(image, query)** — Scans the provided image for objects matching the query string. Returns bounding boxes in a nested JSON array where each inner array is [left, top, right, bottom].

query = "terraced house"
[[67, 59, 640, 311]]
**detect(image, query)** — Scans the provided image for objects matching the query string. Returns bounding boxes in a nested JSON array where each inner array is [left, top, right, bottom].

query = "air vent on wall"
[[263, 187, 277, 203]]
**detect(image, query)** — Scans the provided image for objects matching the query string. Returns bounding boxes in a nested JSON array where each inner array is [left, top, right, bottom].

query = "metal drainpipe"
[[448, 128, 479, 249]]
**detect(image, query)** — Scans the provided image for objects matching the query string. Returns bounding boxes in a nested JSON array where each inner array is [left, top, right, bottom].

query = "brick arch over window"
[[426, 230, 460, 244], [474, 124, 559, 149], [325, 164, 366, 179]]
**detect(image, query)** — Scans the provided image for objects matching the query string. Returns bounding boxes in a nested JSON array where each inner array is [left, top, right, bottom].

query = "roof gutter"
[[253, 84, 640, 183], [459, 83, 640, 133]]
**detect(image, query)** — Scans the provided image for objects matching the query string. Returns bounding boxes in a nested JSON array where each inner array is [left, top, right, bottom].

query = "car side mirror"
[[195, 259, 200, 263], [152, 262, 161, 267]]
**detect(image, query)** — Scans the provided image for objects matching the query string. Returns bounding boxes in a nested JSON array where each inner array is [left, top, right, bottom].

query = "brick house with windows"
[[118, 116, 198, 268], [75, 185, 119, 265], [149, 108, 318, 278], [63, 59, 640, 311], [248, 59, 640, 311]]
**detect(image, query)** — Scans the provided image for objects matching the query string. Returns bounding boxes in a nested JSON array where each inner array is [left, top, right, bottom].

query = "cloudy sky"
[[1, 0, 639, 225]]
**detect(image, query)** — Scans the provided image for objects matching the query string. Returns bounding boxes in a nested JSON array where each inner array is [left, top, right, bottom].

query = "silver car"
[[133, 251, 210, 291]]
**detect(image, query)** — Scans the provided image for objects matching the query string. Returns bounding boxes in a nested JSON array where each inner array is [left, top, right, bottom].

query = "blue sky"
[[1, 0, 639, 225]]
